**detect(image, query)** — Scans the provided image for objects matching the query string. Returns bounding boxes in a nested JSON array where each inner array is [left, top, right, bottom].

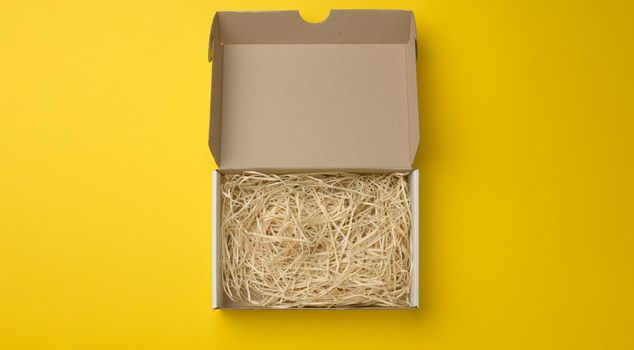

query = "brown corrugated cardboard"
[[208, 10, 419, 171], [208, 10, 420, 309]]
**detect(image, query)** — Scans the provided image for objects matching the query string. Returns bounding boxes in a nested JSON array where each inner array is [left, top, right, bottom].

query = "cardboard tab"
[[208, 13, 222, 164], [208, 10, 419, 171]]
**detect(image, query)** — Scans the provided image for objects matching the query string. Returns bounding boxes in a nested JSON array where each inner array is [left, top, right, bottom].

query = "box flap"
[[208, 10, 419, 171]]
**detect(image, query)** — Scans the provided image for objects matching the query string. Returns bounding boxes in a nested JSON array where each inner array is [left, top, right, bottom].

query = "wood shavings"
[[221, 172, 412, 308]]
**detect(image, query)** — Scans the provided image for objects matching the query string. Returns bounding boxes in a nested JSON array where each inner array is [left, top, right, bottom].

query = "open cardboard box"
[[208, 10, 420, 309]]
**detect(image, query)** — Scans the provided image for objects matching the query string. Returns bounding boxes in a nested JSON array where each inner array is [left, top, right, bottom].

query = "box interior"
[[212, 169, 420, 309]]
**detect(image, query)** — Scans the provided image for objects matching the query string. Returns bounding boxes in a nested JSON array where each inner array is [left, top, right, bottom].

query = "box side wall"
[[409, 169, 420, 308], [212, 171, 223, 309], [406, 17, 420, 162], [208, 18, 223, 164], [216, 167, 412, 175], [216, 10, 411, 44]]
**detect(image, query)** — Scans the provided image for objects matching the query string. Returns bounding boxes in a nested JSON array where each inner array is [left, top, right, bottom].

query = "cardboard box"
[[208, 10, 420, 309]]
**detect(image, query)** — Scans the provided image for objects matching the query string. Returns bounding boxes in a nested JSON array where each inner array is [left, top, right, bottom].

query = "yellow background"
[[2, 0, 633, 349]]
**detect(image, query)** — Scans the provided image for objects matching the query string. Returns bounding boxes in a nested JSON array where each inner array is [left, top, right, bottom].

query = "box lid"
[[208, 10, 419, 171]]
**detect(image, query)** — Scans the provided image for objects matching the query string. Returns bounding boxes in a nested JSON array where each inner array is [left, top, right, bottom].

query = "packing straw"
[[220, 172, 412, 308]]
